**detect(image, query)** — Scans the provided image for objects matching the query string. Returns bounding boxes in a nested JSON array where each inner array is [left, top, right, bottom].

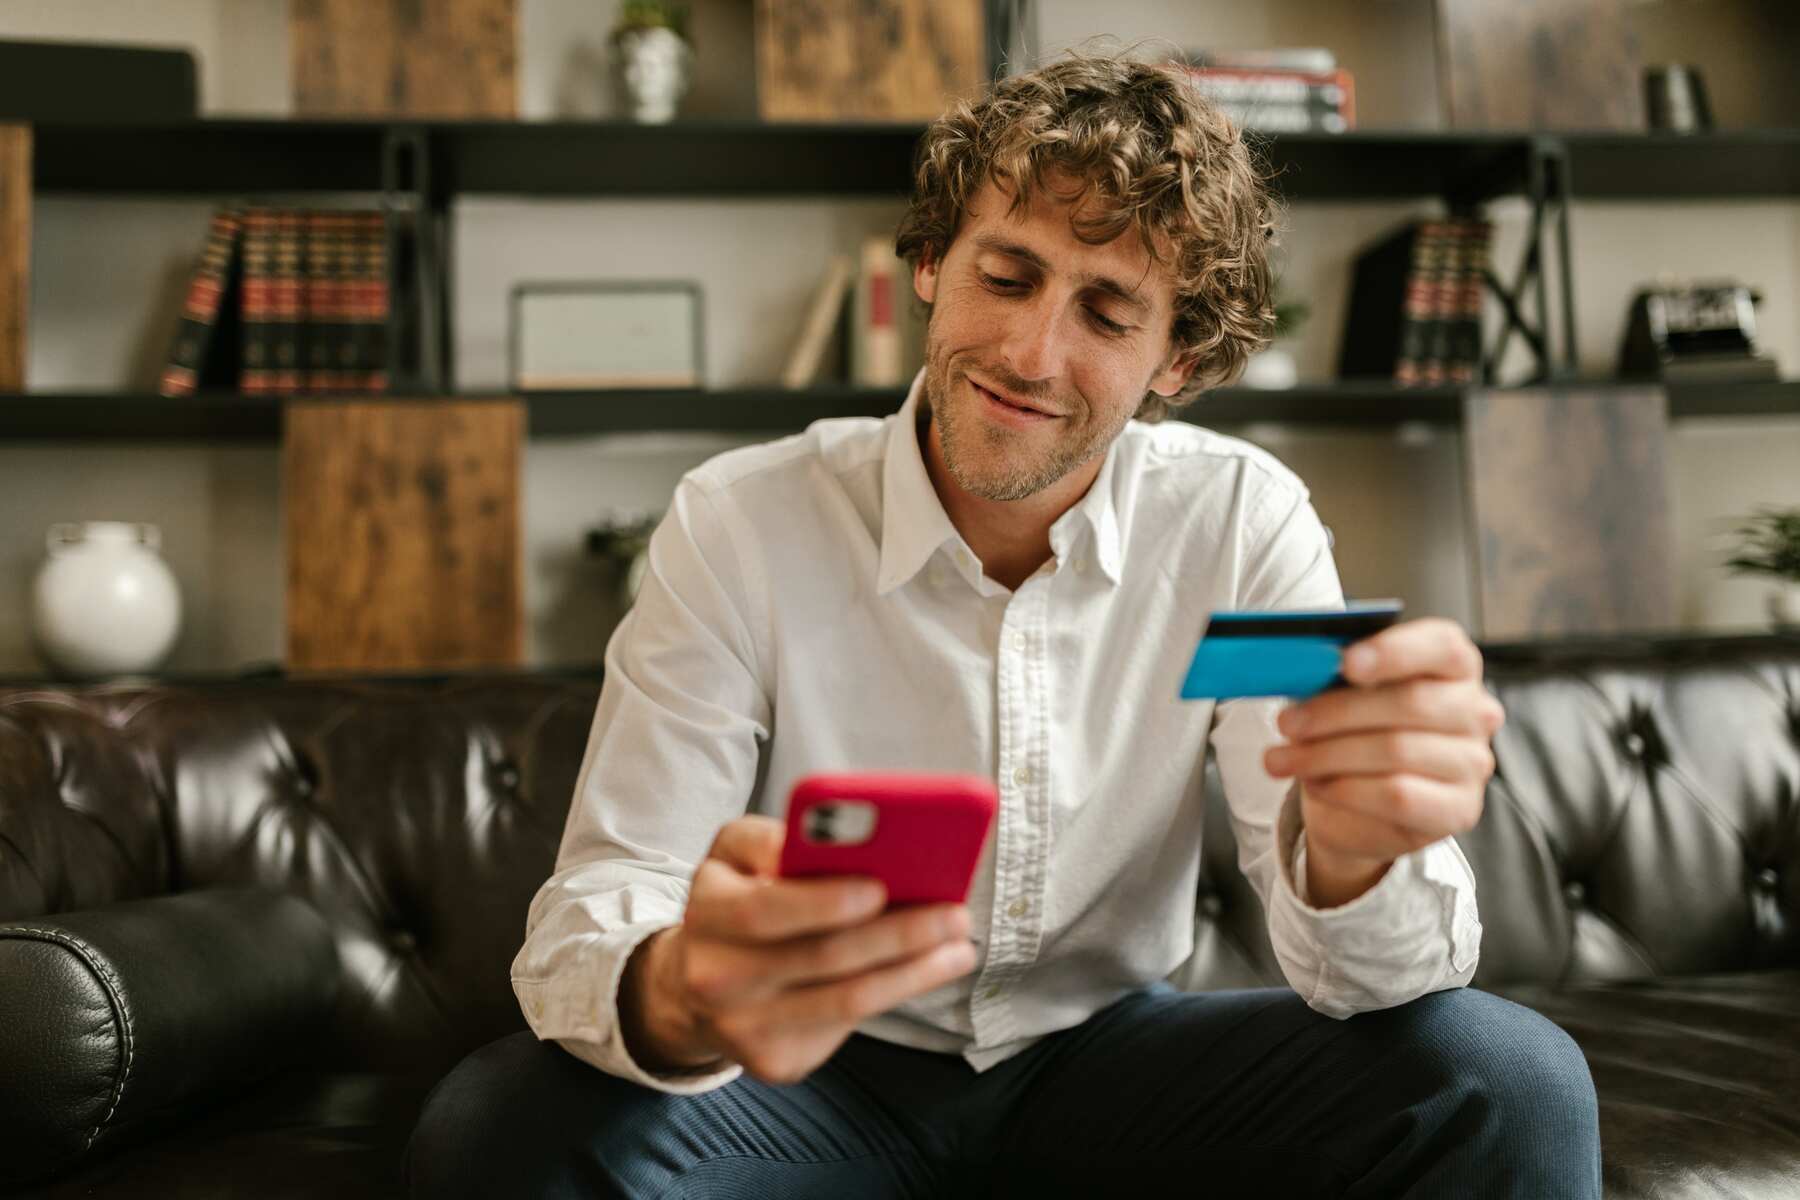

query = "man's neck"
[[920, 414, 1102, 592]]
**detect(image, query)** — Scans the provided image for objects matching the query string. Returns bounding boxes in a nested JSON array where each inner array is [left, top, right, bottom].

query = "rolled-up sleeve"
[[510, 474, 767, 1093], [1207, 486, 1482, 1018]]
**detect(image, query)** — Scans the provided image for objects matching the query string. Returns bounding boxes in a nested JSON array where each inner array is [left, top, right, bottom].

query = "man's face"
[[914, 176, 1194, 503]]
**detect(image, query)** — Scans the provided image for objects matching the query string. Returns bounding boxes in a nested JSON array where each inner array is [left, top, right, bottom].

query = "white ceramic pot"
[[614, 26, 692, 123], [1240, 345, 1299, 389], [1770, 580, 1800, 630], [31, 522, 182, 677]]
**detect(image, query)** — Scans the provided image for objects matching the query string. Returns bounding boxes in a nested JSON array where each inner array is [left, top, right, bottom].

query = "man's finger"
[[707, 814, 787, 876], [1268, 728, 1493, 788], [1341, 617, 1483, 686], [1303, 773, 1481, 842], [759, 939, 979, 1030], [691, 903, 969, 1000], [1281, 678, 1500, 742], [688, 863, 886, 943]]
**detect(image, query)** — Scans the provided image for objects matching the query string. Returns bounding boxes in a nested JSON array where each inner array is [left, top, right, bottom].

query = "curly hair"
[[895, 51, 1280, 422]]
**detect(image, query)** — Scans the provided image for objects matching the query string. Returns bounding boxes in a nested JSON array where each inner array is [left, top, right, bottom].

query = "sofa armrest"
[[0, 887, 340, 1189]]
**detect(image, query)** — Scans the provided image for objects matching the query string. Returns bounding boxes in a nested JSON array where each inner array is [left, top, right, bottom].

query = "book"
[[852, 235, 904, 387], [158, 206, 243, 397], [273, 208, 305, 394], [1177, 65, 1356, 131], [1447, 219, 1491, 384], [782, 254, 855, 389], [355, 211, 391, 393], [238, 208, 277, 395], [1181, 47, 1337, 75]]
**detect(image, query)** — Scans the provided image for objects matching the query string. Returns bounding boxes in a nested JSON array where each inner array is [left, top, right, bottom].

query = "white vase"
[[1240, 344, 1299, 389], [31, 522, 182, 678], [1770, 580, 1800, 630], [613, 26, 692, 123]]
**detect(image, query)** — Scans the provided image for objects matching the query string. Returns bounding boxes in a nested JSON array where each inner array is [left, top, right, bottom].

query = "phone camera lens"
[[806, 805, 838, 842]]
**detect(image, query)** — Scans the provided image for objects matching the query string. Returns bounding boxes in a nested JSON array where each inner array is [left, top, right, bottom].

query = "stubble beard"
[[925, 336, 1114, 503]]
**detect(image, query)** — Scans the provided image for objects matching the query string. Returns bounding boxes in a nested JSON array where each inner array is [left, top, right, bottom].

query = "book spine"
[[317, 210, 351, 393], [239, 208, 275, 395], [301, 209, 323, 394], [1181, 67, 1354, 128], [1448, 219, 1490, 383], [158, 206, 242, 397], [853, 236, 902, 387], [1422, 221, 1463, 385], [272, 208, 304, 394], [359, 210, 390, 392], [1393, 222, 1436, 386]]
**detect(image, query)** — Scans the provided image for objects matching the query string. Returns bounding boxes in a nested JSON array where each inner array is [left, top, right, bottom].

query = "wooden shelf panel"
[[2, 380, 1793, 442]]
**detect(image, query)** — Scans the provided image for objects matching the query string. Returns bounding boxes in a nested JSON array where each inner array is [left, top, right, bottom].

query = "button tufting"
[[1563, 881, 1586, 906], [1623, 732, 1646, 758], [1199, 894, 1224, 918], [389, 930, 418, 955], [495, 762, 521, 791], [292, 775, 315, 799], [1756, 867, 1780, 890]]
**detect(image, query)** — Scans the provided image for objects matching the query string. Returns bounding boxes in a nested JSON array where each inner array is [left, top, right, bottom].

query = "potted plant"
[[611, 0, 693, 123], [1722, 504, 1800, 629]]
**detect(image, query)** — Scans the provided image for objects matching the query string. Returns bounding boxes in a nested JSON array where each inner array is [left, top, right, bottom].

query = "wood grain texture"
[[0, 124, 29, 391], [285, 399, 523, 673], [291, 0, 516, 117], [755, 0, 985, 121], [1463, 386, 1674, 639], [1435, 0, 1645, 130]]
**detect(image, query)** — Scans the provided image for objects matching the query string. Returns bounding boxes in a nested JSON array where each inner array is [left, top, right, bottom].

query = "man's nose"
[[999, 292, 1066, 383]]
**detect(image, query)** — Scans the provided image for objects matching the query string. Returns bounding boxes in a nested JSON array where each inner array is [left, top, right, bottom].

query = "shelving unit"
[[12, 119, 1800, 434], [3, 379, 1793, 442]]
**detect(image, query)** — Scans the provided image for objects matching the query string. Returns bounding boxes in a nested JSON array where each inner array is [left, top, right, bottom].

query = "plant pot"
[[613, 26, 692, 123], [1240, 344, 1298, 389], [1769, 580, 1800, 630], [31, 521, 182, 678]]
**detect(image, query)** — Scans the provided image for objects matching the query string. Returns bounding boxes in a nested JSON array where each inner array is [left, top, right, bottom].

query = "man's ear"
[[913, 245, 939, 305], [1148, 346, 1199, 398]]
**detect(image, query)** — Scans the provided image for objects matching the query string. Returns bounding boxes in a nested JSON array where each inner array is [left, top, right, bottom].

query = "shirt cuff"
[[1267, 781, 1482, 1015], [514, 918, 743, 1096]]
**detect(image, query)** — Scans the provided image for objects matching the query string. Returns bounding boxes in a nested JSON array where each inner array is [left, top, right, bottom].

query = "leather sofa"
[[3, 632, 1797, 1198]]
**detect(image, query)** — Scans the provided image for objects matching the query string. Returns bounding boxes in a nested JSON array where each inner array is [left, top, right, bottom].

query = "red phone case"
[[777, 772, 998, 905]]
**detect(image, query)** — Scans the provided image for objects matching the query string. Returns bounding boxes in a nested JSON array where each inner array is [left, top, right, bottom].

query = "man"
[[407, 52, 1601, 1198]]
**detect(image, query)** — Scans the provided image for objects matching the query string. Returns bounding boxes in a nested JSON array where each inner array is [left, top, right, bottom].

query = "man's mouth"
[[969, 376, 1059, 420]]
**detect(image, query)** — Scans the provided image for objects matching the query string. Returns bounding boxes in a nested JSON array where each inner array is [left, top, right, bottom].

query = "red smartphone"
[[777, 771, 998, 906]]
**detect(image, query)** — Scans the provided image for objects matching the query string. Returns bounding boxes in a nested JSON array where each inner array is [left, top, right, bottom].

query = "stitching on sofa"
[[3, 927, 136, 1151]]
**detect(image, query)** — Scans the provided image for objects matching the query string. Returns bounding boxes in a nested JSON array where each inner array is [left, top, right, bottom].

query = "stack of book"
[[1337, 218, 1492, 387], [159, 205, 390, 397], [780, 236, 926, 390], [1173, 47, 1354, 134]]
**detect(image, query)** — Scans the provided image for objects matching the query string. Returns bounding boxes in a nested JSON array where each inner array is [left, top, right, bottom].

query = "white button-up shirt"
[[512, 369, 1482, 1094]]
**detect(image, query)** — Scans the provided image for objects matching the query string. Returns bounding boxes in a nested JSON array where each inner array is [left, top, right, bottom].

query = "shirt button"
[[1012, 631, 1027, 651], [1012, 765, 1032, 787], [1007, 899, 1029, 919]]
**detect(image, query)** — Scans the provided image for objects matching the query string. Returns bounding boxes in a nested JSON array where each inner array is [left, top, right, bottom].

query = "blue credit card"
[[1179, 599, 1405, 700]]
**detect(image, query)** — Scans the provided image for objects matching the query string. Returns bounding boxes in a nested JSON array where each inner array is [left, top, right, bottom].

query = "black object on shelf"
[[0, 41, 198, 123]]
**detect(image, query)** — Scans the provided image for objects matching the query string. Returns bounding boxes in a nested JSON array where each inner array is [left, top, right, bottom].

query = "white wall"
[[3, 0, 1797, 674]]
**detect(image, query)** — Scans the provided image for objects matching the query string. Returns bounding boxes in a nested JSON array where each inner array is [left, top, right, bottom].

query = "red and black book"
[[354, 211, 390, 393], [238, 208, 276, 394], [158, 206, 243, 397]]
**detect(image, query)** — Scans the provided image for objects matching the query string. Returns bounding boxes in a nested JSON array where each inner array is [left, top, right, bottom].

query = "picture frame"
[[509, 280, 704, 389]]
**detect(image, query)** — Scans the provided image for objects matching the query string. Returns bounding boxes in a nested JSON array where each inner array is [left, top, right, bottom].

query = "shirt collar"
[[876, 368, 1127, 595]]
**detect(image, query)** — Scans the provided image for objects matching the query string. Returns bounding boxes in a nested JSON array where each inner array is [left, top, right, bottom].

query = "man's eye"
[[980, 273, 1024, 291], [1089, 309, 1129, 335]]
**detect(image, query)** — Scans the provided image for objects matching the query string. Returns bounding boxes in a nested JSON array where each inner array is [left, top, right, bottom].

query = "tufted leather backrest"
[[3, 635, 1797, 1075], [1184, 635, 1800, 992]]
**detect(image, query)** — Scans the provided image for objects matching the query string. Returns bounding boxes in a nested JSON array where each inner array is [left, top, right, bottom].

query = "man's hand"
[[1261, 617, 1505, 909], [619, 815, 977, 1085]]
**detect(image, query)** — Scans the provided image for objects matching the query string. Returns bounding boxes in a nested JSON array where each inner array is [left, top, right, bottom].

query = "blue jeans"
[[405, 983, 1601, 1198]]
